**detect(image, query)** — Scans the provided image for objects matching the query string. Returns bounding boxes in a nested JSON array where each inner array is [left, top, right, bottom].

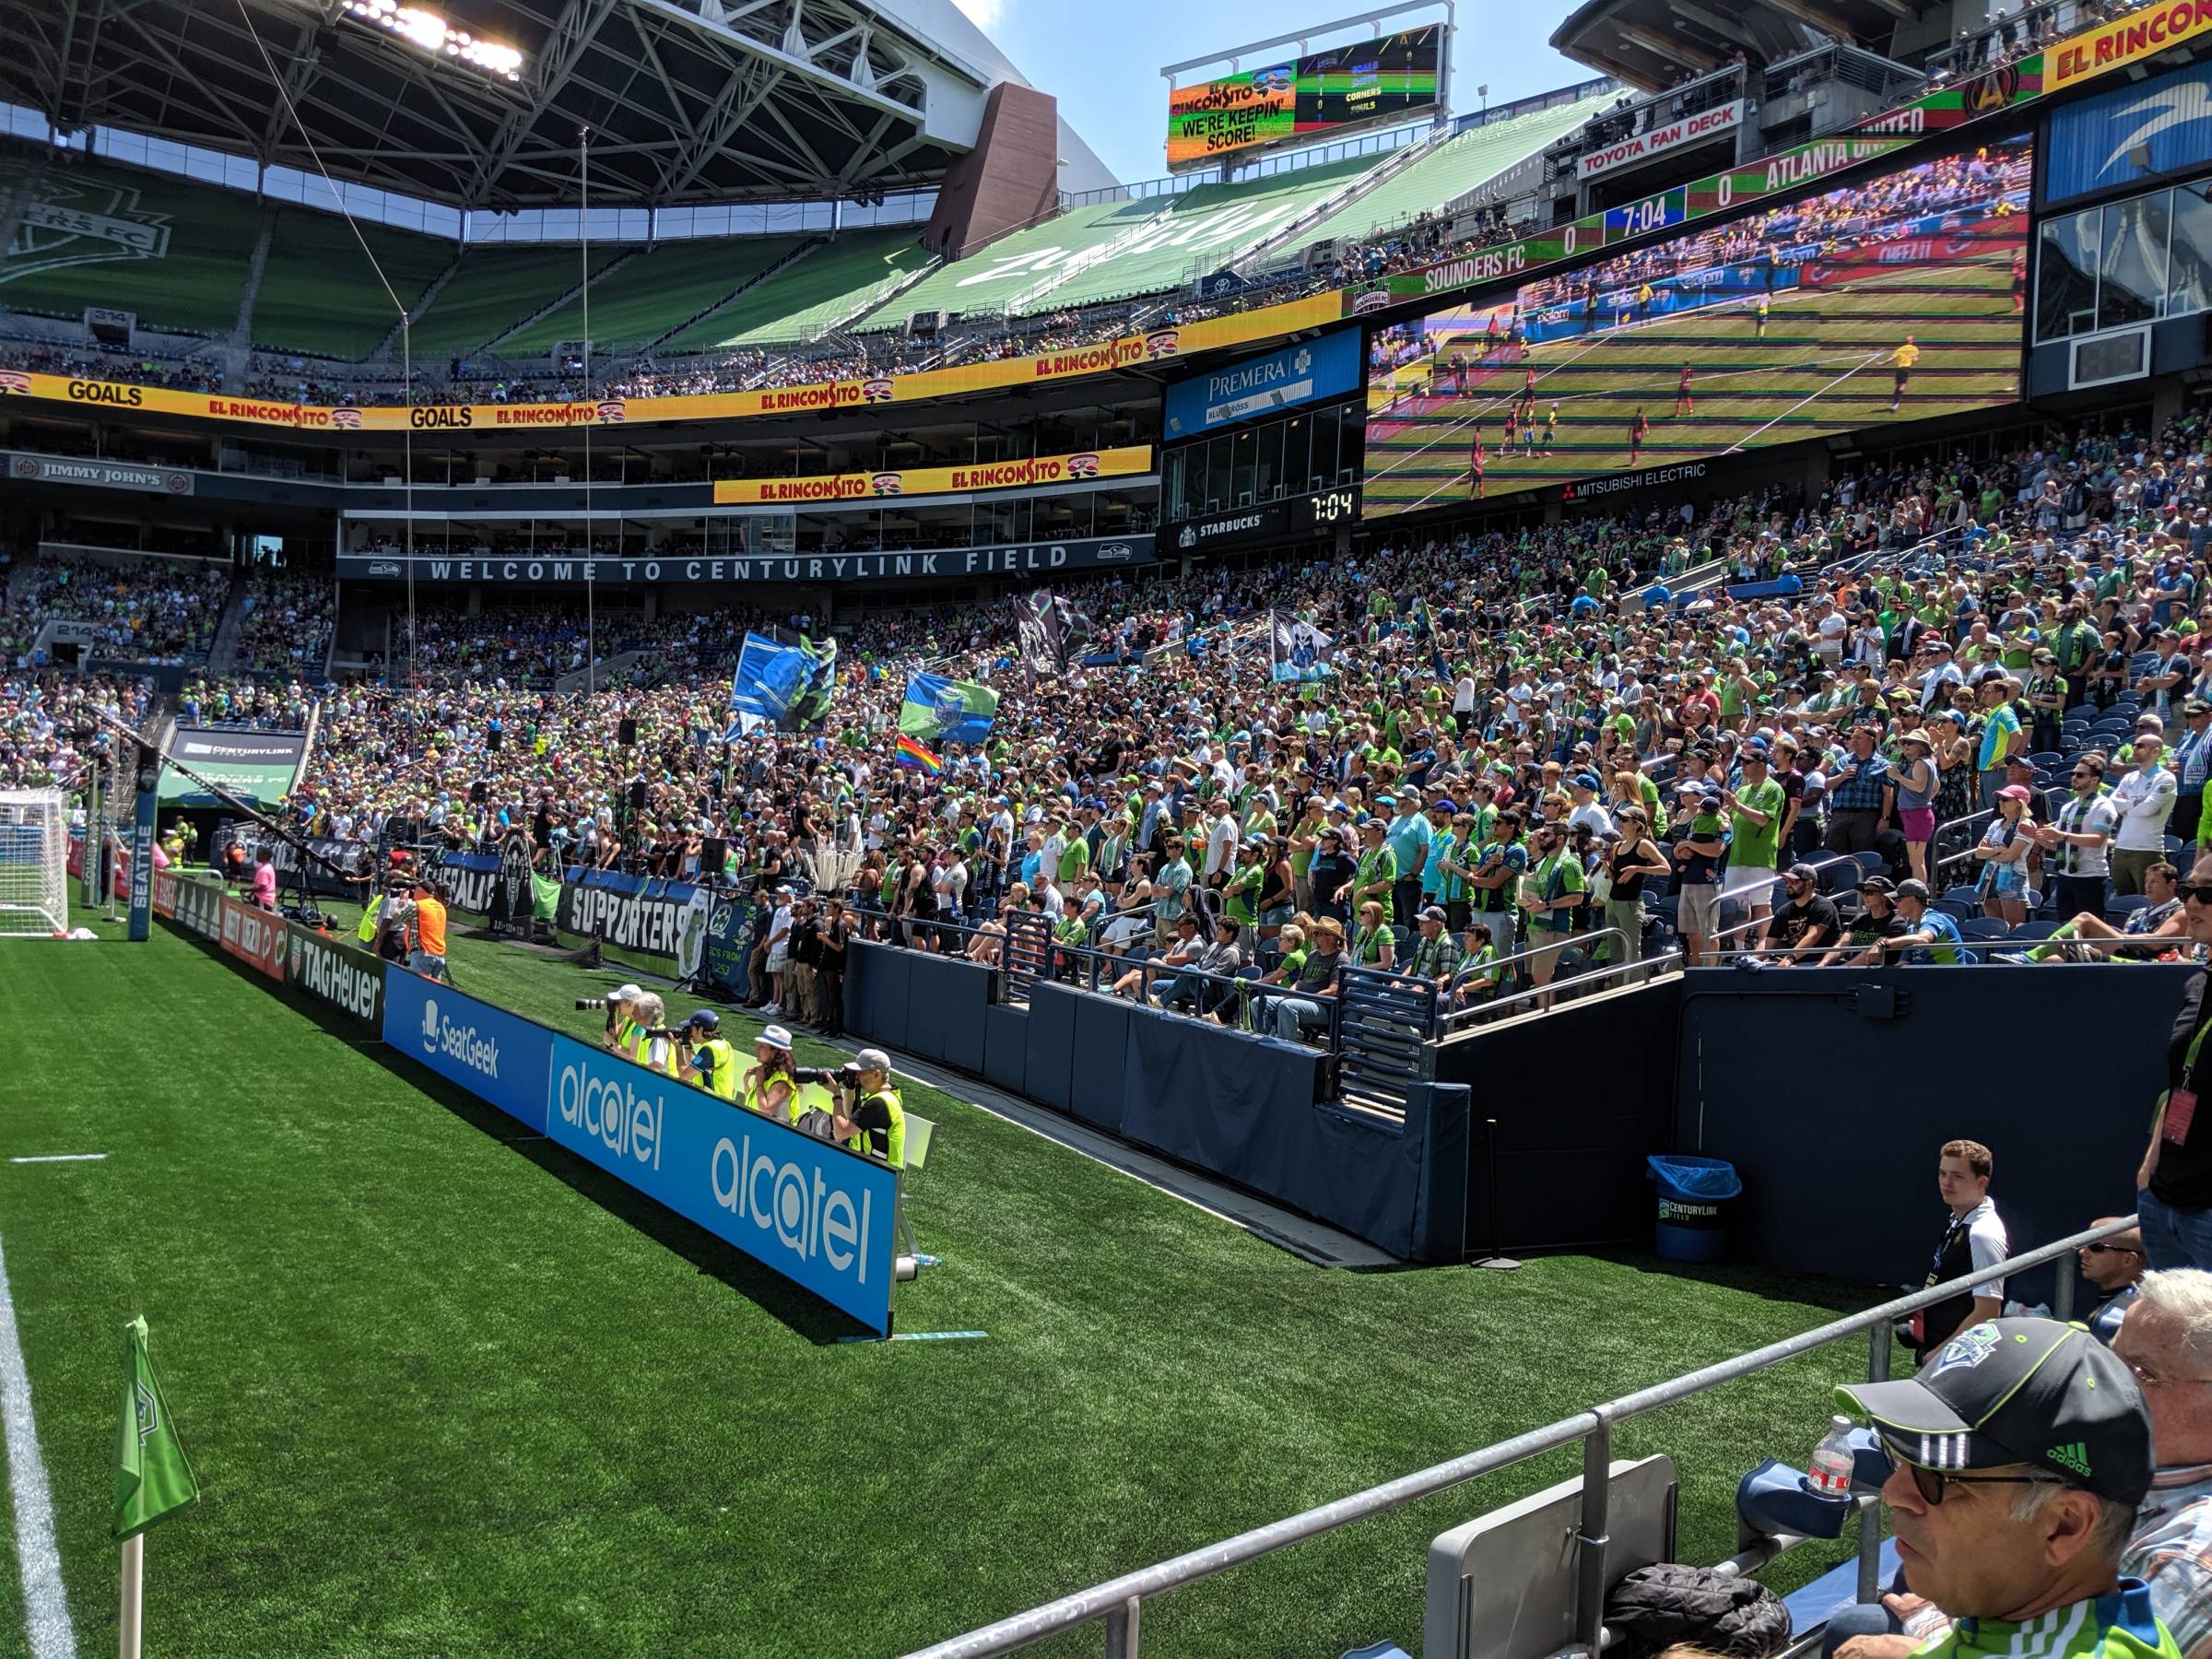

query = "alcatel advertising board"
[[546, 1034, 899, 1335], [1167, 27, 1441, 171], [1163, 326, 1363, 439], [1360, 135, 2032, 516], [381, 967, 553, 1135], [2044, 59, 2212, 206]]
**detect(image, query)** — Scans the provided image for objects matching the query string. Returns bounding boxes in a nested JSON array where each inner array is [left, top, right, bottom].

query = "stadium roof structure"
[[1550, 0, 1908, 89], [0, 0, 1053, 209]]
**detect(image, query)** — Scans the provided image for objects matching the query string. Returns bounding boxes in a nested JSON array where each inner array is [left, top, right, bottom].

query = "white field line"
[[0, 1229, 76, 1659]]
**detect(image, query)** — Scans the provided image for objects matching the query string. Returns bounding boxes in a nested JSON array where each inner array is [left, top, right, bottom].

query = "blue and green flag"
[[898, 673, 998, 747]]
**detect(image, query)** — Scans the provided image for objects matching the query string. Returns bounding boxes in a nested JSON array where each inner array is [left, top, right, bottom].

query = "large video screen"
[[1359, 135, 2032, 515], [1167, 27, 1441, 171]]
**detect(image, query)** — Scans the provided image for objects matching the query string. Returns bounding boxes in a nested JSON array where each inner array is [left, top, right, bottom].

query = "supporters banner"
[[440, 851, 500, 919], [218, 894, 288, 982], [284, 922, 384, 1030], [335, 536, 1155, 586], [554, 869, 712, 971], [1577, 99, 1745, 181], [158, 727, 306, 807], [381, 966, 553, 1134], [898, 673, 999, 747], [546, 1031, 899, 1335], [1269, 611, 1335, 682], [712, 446, 1152, 506], [2046, 0, 2212, 90], [2044, 58, 2212, 205], [152, 867, 177, 919], [171, 875, 222, 939], [704, 894, 757, 999]]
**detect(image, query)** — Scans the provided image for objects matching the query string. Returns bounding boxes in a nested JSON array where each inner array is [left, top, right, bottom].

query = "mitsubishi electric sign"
[[1164, 325, 1362, 438], [547, 1034, 899, 1335]]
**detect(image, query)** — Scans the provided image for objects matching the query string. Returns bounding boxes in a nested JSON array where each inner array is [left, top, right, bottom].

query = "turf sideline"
[[0, 1227, 76, 1659]]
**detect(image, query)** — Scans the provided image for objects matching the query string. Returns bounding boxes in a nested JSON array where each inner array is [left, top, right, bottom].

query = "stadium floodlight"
[[0, 789, 69, 936], [341, 0, 524, 82]]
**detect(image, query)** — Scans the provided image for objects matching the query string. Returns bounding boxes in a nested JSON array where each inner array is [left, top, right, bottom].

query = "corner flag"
[[114, 1316, 198, 1539]]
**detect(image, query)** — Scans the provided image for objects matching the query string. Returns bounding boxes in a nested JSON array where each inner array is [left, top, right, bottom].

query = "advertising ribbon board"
[[381, 966, 553, 1135], [334, 536, 1154, 586], [217, 894, 288, 982], [1578, 99, 1745, 181], [285, 922, 385, 1030], [547, 1032, 900, 1335], [712, 446, 1152, 507], [172, 876, 222, 939], [151, 867, 177, 919]]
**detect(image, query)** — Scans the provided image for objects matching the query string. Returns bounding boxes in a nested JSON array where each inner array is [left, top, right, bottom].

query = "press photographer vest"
[[357, 894, 383, 945], [849, 1087, 907, 1170], [693, 1038, 737, 1102]]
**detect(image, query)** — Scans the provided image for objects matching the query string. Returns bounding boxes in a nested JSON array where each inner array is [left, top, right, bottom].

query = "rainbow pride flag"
[[895, 734, 943, 774]]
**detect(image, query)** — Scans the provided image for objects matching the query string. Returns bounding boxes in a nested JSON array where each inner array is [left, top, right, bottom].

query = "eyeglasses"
[[2080, 1241, 2140, 1255], [2122, 1355, 2212, 1387], [2181, 883, 2212, 907], [1893, 1458, 2066, 1507]]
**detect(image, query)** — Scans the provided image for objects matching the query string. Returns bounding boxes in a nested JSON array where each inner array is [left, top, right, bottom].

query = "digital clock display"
[[1294, 485, 1362, 529]]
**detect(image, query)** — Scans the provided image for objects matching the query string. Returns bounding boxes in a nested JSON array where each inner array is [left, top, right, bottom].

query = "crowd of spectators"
[[0, 551, 230, 667], [229, 565, 335, 678], [0, 671, 155, 792]]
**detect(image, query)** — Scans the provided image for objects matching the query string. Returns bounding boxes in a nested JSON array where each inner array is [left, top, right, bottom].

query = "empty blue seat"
[[2108, 894, 2150, 922], [2010, 919, 2062, 940], [1959, 916, 2012, 940]]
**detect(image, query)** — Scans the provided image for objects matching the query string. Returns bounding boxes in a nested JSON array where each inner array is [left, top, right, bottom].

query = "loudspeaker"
[[488, 725, 503, 752], [701, 836, 727, 872], [618, 718, 638, 747], [469, 780, 488, 805], [628, 780, 648, 811]]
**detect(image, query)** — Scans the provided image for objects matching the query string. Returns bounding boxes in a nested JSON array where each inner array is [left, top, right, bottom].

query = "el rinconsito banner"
[[712, 446, 1152, 506]]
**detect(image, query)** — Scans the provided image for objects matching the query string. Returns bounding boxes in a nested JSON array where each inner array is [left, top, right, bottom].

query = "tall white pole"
[[118, 1533, 142, 1659]]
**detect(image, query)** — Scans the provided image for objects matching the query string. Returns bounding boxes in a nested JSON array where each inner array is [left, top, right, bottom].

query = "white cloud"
[[952, 0, 1008, 29]]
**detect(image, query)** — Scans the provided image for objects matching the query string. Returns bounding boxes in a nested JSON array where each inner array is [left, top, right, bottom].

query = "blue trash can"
[[1648, 1155, 1742, 1263]]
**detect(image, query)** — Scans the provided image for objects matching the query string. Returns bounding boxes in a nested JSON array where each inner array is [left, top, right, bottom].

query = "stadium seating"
[[500, 234, 812, 358], [0, 152, 262, 337], [252, 210, 454, 360], [406, 245, 626, 359], [659, 230, 933, 352], [1295, 91, 1616, 252]]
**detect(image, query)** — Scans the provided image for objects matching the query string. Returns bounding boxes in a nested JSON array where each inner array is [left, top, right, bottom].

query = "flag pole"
[[119, 1532, 142, 1659]]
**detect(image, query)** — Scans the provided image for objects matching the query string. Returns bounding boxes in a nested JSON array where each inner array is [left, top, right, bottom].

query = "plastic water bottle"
[[1807, 1415, 1856, 1498]]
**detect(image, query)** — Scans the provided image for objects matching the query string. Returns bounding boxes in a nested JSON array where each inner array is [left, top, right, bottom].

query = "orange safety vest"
[[414, 896, 448, 959]]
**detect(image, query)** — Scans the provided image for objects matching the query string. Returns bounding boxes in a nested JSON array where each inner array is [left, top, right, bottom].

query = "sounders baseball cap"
[[1834, 1317, 2152, 1506]]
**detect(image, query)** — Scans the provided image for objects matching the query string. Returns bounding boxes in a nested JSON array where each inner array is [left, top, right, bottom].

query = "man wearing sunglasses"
[[2081, 1222, 2149, 1347], [1828, 1317, 2167, 1659]]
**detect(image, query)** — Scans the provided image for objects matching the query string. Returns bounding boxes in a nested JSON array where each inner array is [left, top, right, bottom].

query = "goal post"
[[0, 789, 70, 936]]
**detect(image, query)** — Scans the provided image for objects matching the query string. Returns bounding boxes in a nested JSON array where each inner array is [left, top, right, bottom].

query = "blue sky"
[[954, 0, 1595, 186]]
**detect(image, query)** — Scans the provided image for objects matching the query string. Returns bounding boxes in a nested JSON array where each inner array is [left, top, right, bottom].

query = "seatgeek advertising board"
[[1360, 135, 2032, 514], [1167, 27, 1441, 170]]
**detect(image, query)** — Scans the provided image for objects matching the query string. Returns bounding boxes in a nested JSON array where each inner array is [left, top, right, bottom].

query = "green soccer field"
[[0, 912, 1880, 1658], [1363, 243, 2027, 515]]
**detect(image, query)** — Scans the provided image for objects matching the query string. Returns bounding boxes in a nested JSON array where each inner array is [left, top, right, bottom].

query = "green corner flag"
[[114, 1317, 198, 1540]]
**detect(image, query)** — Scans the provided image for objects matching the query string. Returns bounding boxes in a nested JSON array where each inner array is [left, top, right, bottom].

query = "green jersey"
[[1729, 776, 1786, 871], [1913, 1584, 2178, 1659]]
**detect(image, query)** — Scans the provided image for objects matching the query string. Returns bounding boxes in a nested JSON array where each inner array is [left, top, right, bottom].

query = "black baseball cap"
[[1835, 1317, 2153, 1506]]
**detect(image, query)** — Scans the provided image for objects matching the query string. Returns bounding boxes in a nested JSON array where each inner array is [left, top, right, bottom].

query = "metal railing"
[[905, 1216, 2136, 1659]]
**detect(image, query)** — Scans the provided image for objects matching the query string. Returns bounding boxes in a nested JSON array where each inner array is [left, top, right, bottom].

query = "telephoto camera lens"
[[575, 997, 608, 1010]]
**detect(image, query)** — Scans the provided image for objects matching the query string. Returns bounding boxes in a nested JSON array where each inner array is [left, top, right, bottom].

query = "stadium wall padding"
[[1433, 980, 1684, 1253], [841, 944, 1442, 1259], [1674, 966, 2189, 1303]]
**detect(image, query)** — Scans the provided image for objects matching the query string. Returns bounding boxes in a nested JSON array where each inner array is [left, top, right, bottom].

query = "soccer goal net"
[[0, 789, 69, 935]]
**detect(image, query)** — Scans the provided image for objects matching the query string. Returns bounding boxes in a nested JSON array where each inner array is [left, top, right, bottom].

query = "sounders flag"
[[531, 873, 563, 921], [897, 672, 999, 747], [114, 1315, 199, 1539]]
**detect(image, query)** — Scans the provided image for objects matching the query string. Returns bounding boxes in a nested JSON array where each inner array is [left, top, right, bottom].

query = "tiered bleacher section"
[[251, 211, 453, 361], [2, 553, 230, 666], [1296, 90, 1616, 251], [659, 230, 932, 353], [0, 152, 261, 337], [501, 233, 813, 357], [870, 156, 1390, 325], [406, 245, 624, 359]]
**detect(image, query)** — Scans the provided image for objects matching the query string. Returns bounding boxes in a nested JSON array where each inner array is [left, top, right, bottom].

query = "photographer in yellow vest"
[[831, 1048, 906, 1170], [675, 1009, 738, 1103]]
